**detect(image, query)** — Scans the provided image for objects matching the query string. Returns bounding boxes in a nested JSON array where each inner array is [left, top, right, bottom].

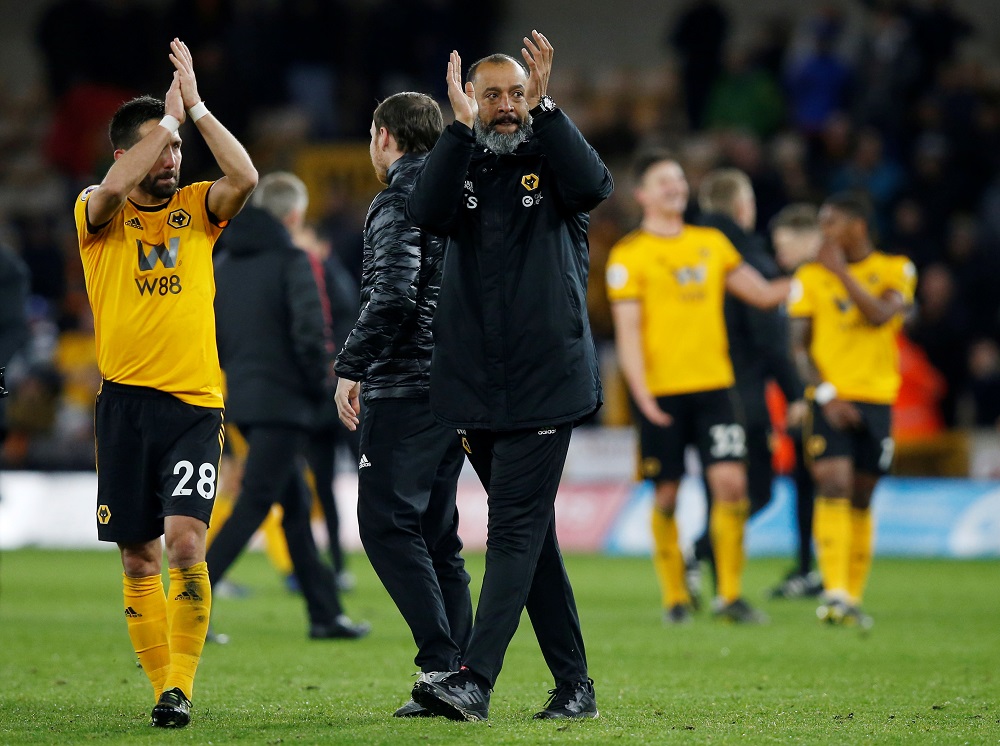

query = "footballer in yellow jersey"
[[75, 39, 257, 729], [789, 192, 916, 630], [607, 225, 741, 396], [607, 152, 790, 625], [76, 180, 225, 407]]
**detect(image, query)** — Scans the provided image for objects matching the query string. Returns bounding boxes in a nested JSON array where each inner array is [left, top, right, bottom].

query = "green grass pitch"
[[0, 549, 997, 744]]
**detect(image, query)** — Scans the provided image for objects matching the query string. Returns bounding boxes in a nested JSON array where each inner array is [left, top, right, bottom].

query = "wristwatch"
[[530, 95, 556, 116]]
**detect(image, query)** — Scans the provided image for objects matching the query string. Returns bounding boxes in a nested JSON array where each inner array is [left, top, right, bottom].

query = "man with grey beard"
[[407, 32, 613, 722]]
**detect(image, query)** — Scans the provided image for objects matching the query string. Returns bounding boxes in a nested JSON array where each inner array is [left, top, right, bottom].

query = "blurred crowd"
[[1, 0, 999, 470]]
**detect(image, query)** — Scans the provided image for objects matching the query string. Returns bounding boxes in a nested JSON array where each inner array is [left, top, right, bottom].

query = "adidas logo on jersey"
[[124, 217, 142, 229], [359, 454, 372, 469], [124, 606, 142, 618], [538, 429, 556, 435]]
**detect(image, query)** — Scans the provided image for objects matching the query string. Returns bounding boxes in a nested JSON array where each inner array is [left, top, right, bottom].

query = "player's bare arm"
[[521, 30, 553, 109], [446, 50, 477, 128], [87, 73, 186, 227], [817, 240, 907, 326], [169, 37, 257, 221], [610, 301, 672, 427], [725, 262, 792, 309], [790, 316, 861, 429], [790, 317, 819, 389]]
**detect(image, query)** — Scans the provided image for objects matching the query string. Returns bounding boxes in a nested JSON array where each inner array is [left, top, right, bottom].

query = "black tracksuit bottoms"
[[461, 423, 588, 688], [357, 398, 472, 672], [206, 424, 344, 626]]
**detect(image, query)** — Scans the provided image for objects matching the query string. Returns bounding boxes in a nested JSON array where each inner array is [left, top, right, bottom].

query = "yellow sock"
[[123, 573, 170, 701], [711, 498, 749, 604], [814, 497, 851, 597], [651, 509, 690, 608], [163, 562, 212, 700], [848, 507, 874, 604]]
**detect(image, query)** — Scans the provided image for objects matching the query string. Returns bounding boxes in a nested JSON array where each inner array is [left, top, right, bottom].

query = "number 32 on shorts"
[[171, 460, 217, 499], [709, 424, 747, 459]]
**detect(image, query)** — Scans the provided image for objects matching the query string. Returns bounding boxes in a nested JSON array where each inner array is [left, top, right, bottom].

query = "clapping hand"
[[164, 71, 185, 123], [446, 50, 477, 129], [521, 30, 553, 109], [169, 38, 202, 110]]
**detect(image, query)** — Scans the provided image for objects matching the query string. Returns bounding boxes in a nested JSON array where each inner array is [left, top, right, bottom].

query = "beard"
[[139, 171, 180, 201], [474, 114, 533, 155]]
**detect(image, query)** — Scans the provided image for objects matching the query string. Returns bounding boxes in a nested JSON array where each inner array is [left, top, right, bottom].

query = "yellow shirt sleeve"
[[74, 186, 108, 252], [606, 242, 643, 302], [887, 257, 917, 304], [787, 266, 814, 318]]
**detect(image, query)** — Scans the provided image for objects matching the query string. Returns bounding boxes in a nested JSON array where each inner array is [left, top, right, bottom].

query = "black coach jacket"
[[408, 109, 613, 430], [334, 154, 442, 401], [696, 211, 804, 424], [214, 205, 330, 429]]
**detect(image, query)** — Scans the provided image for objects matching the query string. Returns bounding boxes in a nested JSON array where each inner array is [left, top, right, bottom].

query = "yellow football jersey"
[[606, 226, 743, 396], [75, 181, 226, 407], [788, 251, 916, 404]]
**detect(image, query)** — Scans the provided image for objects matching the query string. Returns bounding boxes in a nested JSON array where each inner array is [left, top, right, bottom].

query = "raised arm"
[[726, 262, 791, 309], [407, 50, 476, 234], [170, 38, 257, 222], [817, 242, 907, 326], [86, 74, 186, 228], [522, 32, 612, 212], [610, 300, 672, 427]]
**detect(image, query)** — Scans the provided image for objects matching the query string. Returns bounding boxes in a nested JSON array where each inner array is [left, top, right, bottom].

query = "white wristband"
[[159, 115, 180, 134], [814, 382, 838, 406], [188, 101, 209, 122]]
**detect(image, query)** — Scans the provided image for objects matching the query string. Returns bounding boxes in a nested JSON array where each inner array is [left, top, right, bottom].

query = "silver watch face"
[[539, 95, 556, 112]]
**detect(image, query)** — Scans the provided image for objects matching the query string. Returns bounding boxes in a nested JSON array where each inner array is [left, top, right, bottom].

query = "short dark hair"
[[373, 92, 444, 154], [467, 54, 528, 84], [822, 191, 874, 226], [632, 148, 679, 184], [109, 95, 165, 150]]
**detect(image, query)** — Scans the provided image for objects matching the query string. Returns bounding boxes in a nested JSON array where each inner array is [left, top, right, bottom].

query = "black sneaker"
[[309, 615, 371, 640], [393, 698, 434, 718], [769, 570, 824, 599], [533, 678, 599, 719], [663, 604, 693, 625], [713, 597, 769, 624], [411, 669, 489, 722], [150, 687, 191, 728]]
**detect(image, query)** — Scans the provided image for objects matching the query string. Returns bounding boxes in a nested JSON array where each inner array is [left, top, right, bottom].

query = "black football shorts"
[[94, 381, 224, 543], [804, 400, 893, 475], [636, 387, 747, 482]]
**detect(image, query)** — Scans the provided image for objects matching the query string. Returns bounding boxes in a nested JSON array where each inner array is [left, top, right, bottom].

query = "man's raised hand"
[[522, 30, 553, 109], [164, 72, 185, 123], [447, 50, 477, 128], [169, 38, 202, 110]]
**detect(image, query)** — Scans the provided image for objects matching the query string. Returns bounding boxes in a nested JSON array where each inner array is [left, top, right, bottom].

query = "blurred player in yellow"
[[606, 151, 790, 624], [74, 39, 256, 727], [788, 192, 916, 628]]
